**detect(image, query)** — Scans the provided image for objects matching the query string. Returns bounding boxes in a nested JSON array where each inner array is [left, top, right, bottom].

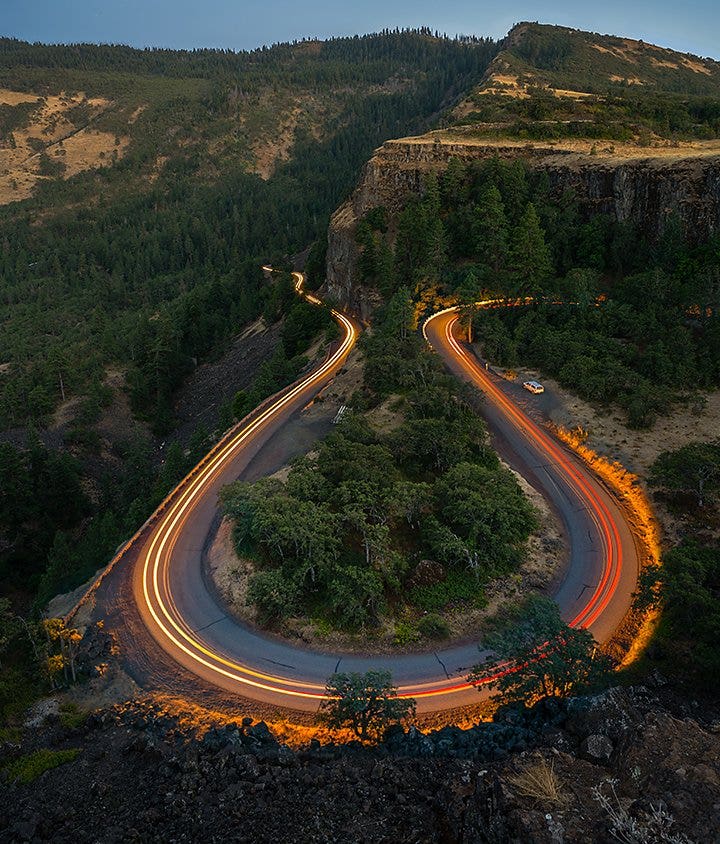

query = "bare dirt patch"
[[207, 516, 258, 626], [591, 44, 632, 62], [550, 88, 595, 99], [250, 106, 303, 179], [546, 383, 720, 483], [395, 131, 720, 166], [682, 57, 712, 75], [0, 88, 39, 106], [609, 74, 644, 85], [51, 395, 82, 429], [0, 88, 128, 204], [249, 96, 328, 180], [543, 377, 720, 542], [95, 367, 150, 446], [55, 128, 128, 178], [475, 73, 530, 101]]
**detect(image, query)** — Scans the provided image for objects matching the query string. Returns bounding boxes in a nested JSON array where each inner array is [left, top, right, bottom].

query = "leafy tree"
[[246, 569, 301, 622], [468, 595, 610, 703], [650, 441, 720, 508], [320, 670, 416, 740], [326, 566, 386, 627], [42, 618, 82, 684], [434, 461, 538, 576]]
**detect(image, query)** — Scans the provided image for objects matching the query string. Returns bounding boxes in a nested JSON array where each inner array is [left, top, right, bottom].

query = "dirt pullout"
[[491, 352, 720, 549], [543, 378, 720, 541], [546, 384, 720, 478]]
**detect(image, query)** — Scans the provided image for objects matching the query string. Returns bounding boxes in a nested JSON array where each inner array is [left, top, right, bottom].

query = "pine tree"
[[457, 269, 481, 342], [509, 203, 553, 293], [422, 174, 446, 280], [473, 183, 509, 274]]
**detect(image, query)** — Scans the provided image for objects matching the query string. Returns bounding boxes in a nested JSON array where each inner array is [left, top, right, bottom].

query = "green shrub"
[[409, 569, 487, 612], [59, 703, 87, 730], [4, 748, 80, 784], [417, 613, 451, 639], [393, 620, 420, 646]]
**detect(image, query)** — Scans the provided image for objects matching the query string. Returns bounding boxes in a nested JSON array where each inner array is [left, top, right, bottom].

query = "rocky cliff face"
[[324, 135, 720, 314]]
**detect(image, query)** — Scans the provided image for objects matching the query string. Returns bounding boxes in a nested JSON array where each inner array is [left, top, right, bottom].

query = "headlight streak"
[[133, 286, 635, 707]]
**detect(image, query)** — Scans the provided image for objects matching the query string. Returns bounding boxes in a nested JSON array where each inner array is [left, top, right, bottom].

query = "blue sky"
[[5, 1, 720, 59]]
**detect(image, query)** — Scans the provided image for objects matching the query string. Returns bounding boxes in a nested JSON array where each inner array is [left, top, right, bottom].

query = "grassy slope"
[[451, 22, 720, 141]]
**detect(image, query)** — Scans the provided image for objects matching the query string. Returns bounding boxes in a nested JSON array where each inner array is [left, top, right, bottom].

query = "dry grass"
[[682, 58, 711, 76], [0, 87, 128, 204], [386, 132, 720, 165], [507, 756, 569, 806], [476, 73, 530, 100]]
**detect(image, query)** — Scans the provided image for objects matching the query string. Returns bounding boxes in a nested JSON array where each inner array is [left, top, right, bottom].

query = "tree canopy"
[[468, 596, 610, 704], [320, 670, 416, 740]]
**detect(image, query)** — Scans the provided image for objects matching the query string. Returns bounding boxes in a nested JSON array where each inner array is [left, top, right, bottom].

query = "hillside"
[[452, 22, 720, 142], [0, 33, 494, 206], [0, 31, 497, 429], [0, 31, 500, 627]]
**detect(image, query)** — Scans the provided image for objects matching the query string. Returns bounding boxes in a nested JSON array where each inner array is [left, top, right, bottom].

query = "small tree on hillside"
[[320, 670, 416, 740], [650, 441, 720, 509], [42, 618, 82, 684], [468, 595, 610, 704]]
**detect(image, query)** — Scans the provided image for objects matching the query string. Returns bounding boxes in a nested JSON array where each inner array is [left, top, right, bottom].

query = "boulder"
[[580, 734, 614, 764]]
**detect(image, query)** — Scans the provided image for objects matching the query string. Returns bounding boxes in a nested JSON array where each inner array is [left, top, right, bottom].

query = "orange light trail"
[[430, 309, 623, 632], [128, 291, 637, 708]]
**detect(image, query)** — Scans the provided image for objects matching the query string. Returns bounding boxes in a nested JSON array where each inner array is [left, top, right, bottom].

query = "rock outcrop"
[[324, 134, 720, 315], [3, 686, 719, 842]]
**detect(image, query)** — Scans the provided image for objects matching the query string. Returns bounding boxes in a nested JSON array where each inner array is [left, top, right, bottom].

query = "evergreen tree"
[[473, 183, 509, 275], [508, 203, 553, 293], [457, 269, 482, 342]]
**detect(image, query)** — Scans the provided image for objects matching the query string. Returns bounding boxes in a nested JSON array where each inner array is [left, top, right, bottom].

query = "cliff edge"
[[325, 134, 720, 313]]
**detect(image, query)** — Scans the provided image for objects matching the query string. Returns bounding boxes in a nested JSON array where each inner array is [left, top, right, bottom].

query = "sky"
[[4, 0, 720, 60]]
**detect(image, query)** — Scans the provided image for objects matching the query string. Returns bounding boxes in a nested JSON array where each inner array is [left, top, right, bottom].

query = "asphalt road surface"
[[116, 285, 639, 713]]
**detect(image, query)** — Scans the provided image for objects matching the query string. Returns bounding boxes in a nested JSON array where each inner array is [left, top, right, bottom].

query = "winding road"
[[125, 276, 640, 713]]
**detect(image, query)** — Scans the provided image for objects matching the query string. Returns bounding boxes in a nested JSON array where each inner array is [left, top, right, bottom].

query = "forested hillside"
[[348, 156, 720, 693], [0, 31, 501, 632], [452, 22, 720, 141], [0, 31, 497, 431], [353, 159, 720, 427]]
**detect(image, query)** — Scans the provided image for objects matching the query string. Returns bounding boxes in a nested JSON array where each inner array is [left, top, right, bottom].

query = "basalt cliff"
[[324, 134, 720, 316]]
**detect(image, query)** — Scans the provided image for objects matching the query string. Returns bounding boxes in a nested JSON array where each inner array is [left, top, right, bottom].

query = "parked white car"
[[523, 380, 545, 394]]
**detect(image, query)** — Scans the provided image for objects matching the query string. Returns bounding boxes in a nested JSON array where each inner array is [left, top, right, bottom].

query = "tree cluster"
[[222, 298, 536, 631], [468, 595, 610, 704], [360, 157, 720, 427], [637, 442, 720, 690]]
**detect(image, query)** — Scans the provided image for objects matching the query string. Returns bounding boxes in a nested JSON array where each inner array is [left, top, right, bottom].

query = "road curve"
[[130, 284, 640, 713]]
